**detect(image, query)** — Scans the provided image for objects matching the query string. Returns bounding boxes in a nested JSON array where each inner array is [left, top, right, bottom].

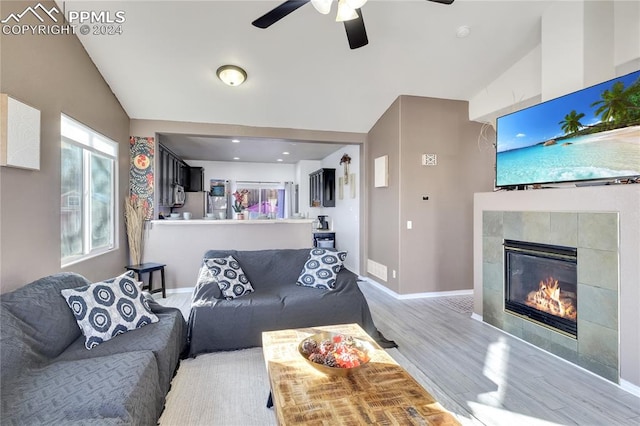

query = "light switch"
[[407, 220, 412, 229]]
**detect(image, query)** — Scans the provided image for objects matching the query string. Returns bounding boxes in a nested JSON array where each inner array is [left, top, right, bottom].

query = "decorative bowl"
[[298, 332, 373, 376]]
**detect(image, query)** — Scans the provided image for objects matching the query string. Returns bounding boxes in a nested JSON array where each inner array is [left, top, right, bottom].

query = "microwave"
[[173, 185, 186, 206]]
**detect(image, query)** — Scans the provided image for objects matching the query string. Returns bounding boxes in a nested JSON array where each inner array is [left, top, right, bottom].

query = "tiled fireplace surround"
[[482, 211, 619, 382]]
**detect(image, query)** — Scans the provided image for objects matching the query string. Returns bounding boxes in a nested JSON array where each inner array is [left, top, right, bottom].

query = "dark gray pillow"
[[0, 272, 90, 358]]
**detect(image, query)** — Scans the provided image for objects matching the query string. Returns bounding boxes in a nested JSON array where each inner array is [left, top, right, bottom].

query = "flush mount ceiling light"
[[216, 65, 247, 86]]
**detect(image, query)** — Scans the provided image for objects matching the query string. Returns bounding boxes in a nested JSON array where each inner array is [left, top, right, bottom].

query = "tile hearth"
[[482, 211, 619, 382]]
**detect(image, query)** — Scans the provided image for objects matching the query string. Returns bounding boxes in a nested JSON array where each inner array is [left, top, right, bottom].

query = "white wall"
[[468, 45, 542, 124], [541, 1, 587, 100], [469, 0, 640, 125], [614, 1, 640, 73], [188, 160, 296, 185], [319, 145, 361, 274]]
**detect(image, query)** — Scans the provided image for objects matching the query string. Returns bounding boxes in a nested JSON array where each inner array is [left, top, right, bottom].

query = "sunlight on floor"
[[467, 402, 563, 426], [480, 336, 511, 406], [470, 337, 565, 425]]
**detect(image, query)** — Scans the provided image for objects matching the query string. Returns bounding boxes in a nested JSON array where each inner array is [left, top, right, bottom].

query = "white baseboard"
[[471, 312, 483, 322], [359, 276, 473, 300], [620, 379, 640, 398]]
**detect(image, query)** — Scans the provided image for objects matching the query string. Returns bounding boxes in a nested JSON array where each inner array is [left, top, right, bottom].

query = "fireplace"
[[504, 240, 578, 337]]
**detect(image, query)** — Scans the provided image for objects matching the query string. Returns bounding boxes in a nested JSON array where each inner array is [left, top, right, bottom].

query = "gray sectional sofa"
[[0, 272, 187, 425], [188, 248, 395, 356]]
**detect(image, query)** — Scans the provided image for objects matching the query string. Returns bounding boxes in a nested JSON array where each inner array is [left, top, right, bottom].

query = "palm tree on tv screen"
[[559, 110, 585, 135], [591, 80, 637, 124]]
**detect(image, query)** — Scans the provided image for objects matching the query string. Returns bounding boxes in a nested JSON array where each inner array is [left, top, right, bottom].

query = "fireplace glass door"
[[504, 240, 577, 336]]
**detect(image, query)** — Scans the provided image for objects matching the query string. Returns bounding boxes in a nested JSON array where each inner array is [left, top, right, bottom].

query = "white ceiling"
[[160, 133, 347, 163], [65, 0, 554, 161]]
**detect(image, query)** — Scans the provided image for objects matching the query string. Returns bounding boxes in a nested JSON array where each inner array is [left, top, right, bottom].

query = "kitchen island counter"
[[142, 219, 314, 291], [150, 219, 314, 226]]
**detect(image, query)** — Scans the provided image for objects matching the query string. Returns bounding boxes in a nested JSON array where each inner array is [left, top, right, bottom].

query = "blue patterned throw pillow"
[[205, 256, 254, 300], [297, 248, 348, 290], [61, 271, 159, 349], [195, 262, 223, 300]]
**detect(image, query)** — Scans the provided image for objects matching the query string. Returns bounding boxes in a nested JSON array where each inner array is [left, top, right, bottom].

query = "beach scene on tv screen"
[[496, 70, 640, 186]]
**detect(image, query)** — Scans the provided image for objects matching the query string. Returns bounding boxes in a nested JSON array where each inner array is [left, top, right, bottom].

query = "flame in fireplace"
[[525, 277, 577, 321]]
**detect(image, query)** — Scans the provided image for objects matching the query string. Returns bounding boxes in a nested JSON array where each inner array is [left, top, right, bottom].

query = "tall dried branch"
[[124, 196, 145, 265]]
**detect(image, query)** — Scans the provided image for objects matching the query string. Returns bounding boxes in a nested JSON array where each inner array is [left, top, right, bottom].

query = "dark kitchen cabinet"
[[186, 167, 204, 192], [158, 143, 190, 207], [309, 168, 335, 207]]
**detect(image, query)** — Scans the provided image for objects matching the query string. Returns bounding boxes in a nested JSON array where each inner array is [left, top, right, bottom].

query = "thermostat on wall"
[[422, 154, 437, 166]]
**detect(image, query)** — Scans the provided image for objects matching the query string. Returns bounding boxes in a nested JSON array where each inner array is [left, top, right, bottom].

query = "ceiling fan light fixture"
[[311, 0, 332, 15], [336, 0, 358, 22], [216, 65, 247, 86], [345, 0, 367, 9]]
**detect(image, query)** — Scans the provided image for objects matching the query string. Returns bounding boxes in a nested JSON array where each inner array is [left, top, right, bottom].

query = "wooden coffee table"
[[262, 323, 461, 425]]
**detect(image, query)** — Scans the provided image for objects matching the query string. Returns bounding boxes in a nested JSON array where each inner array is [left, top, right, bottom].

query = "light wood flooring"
[[156, 283, 640, 426]]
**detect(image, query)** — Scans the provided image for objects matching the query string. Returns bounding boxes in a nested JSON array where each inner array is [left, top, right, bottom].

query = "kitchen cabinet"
[[158, 143, 190, 207], [309, 168, 335, 207], [187, 167, 204, 192], [313, 232, 335, 248]]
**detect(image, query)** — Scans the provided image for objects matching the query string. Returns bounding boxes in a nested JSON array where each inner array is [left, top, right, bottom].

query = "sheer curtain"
[[284, 181, 294, 218]]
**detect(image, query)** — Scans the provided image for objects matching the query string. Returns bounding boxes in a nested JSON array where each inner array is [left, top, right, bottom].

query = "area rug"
[[159, 348, 276, 426], [433, 295, 474, 315], [159, 347, 472, 425]]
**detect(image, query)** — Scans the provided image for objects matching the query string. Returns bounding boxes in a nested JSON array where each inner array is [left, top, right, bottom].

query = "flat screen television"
[[495, 70, 640, 188]]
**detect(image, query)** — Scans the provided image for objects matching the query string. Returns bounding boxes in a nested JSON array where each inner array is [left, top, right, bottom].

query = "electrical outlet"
[[392, 270, 396, 279]]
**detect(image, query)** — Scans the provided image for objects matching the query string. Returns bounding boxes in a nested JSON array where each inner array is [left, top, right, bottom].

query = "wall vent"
[[367, 259, 388, 282]]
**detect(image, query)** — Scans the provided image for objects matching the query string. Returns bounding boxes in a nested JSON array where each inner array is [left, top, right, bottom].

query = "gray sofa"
[[188, 248, 395, 357], [0, 272, 187, 425]]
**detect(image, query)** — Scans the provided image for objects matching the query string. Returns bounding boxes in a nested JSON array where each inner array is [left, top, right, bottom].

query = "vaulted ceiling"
[[65, 0, 554, 160]]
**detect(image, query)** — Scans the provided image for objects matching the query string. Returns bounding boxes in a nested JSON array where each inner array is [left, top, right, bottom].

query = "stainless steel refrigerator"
[[206, 179, 230, 219]]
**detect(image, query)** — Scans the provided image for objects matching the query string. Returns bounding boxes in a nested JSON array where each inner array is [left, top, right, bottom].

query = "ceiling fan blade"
[[343, 9, 368, 50], [427, 0, 455, 4], [252, 0, 310, 29]]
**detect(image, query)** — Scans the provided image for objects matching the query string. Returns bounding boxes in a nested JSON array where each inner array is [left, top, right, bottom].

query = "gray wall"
[[366, 99, 401, 292], [367, 95, 494, 295], [0, 1, 131, 294]]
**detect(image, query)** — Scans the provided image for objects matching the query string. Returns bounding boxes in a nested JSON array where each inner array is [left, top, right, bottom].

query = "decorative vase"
[[235, 212, 245, 220]]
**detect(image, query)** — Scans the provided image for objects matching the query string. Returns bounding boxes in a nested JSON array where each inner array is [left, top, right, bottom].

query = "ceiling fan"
[[252, 0, 455, 50]]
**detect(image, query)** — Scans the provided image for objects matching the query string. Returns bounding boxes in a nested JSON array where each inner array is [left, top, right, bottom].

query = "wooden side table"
[[125, 262, 166, 298]]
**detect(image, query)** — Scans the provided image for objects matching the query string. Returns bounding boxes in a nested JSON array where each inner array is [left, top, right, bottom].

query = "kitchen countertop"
[[150, 219, 314, 225]]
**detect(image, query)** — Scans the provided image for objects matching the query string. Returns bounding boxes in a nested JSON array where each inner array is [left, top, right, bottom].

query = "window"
[[61, 115, 118, 266], [235, 181, 294, 219]]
